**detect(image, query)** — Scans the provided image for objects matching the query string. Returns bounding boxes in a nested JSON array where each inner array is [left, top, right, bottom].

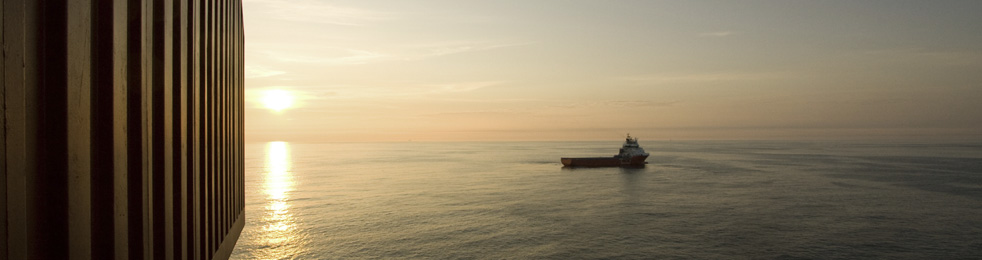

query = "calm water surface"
[[230, 141, 982, 259]]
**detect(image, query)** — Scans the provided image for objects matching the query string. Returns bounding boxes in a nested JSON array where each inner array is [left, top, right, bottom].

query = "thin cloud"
[[550, 100, 679, 109], [274, 81, 505, 101], [618, 72, 788, 84], [699, 31, 738, 37], [256, 41, 530, 66], [245, 64, 285, 78], [244, 0, 394, 26], [402, 41, 535, 61], [419, 109, 529, 118], [860, 48, 982, 66], [601, 100, 679, 107], [261, 46, 386, 65], [422, 81, 503, 93]]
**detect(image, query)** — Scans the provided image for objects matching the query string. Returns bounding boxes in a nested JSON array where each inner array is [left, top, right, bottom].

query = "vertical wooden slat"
[[149, 0, 176, 259], [3, 0, 16, 255], [237, 0, 242, 218], [236, 0, 242, 217], [192, 0, 203, 258], [227, 0, 233, 234], [111, 1, 129, 259], [192, 24, 200, 256], [0, 1, 7, 257], [216, 0, 222, 247], [226, 0, 233, 233], [2, 0, 29, 258], [142, 1, 154, 258], [204, 0, 214, 255], [172, 0, 188, 259], [231, 0, 237, 230], [163, 0, 174, 257], [66, 1, 93, 258], [125, 0, 145, 258], [91, 0, 124, 259], [219, 0, 227, 239], [181, 0, 200, 259], [150, 0, 164, 258]]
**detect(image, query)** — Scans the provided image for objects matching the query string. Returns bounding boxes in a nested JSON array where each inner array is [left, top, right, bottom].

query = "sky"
[[243, 0, 982, 142]]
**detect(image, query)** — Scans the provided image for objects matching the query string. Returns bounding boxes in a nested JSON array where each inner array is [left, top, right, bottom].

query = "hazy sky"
[[243, 0, 982, 142]]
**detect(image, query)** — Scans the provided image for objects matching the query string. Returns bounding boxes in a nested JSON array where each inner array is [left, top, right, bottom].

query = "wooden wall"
[[0, 0, 245, 259]]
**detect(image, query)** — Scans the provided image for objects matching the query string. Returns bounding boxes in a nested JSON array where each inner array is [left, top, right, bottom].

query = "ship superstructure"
[[561, 134, 649, 167]]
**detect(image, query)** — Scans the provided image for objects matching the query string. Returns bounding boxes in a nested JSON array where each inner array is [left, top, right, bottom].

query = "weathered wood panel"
[[1, 0, 245, 259]]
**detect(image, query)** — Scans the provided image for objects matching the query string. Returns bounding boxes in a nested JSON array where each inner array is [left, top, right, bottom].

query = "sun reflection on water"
[[259, 141, 306, 258]]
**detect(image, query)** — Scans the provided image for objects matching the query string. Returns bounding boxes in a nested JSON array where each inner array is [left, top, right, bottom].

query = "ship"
[[561, 134, 650, 167]]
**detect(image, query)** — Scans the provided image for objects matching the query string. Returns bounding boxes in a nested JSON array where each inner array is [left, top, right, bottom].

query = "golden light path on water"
[[258, 141, 305, 258]]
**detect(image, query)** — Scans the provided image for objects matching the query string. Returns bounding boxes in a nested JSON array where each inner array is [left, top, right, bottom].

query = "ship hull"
[[561, 155, 648, 167]]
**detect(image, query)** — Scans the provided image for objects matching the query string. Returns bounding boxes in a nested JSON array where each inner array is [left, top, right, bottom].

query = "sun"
[[262, 89, 294, 112]]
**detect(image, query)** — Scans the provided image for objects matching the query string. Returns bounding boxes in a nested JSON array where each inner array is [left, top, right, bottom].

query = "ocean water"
[[229, 140, 982, 259]]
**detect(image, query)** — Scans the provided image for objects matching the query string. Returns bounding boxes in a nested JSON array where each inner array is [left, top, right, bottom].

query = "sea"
[[229, 140, 982, 259]]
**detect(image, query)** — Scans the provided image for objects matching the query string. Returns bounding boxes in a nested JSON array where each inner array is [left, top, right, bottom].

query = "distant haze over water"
[[230, 140, 982, 259]]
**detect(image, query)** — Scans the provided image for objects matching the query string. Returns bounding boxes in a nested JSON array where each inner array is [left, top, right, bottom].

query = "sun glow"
[[262, 89, 294, 112]]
